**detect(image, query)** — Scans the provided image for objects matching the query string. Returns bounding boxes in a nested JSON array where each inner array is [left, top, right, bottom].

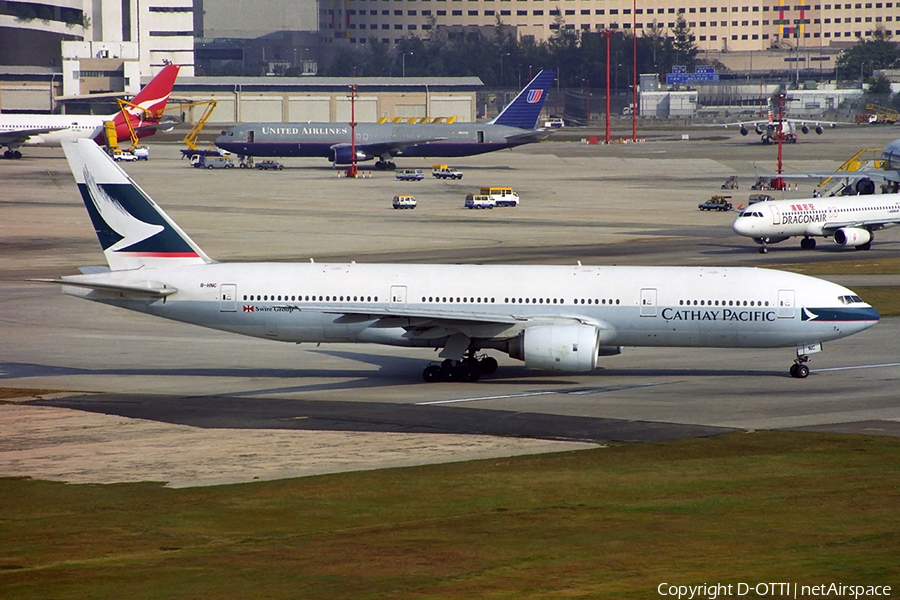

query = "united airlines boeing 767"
[[214, 70, 555, 170], [42, 139, 879, 380]]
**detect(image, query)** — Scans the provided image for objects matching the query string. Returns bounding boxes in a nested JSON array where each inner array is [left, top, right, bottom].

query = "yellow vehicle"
[[479, 186, 519, 207]]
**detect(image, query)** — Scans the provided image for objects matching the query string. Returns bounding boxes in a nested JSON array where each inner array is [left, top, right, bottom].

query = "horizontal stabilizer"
[[31, 278, 178, 298]]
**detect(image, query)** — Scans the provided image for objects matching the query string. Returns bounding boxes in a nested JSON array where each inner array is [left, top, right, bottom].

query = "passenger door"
[[640, 288, 657, 317]]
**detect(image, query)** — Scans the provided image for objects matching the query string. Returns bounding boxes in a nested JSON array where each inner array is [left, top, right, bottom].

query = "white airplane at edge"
[[0, 64, 179, 159], [41, 138, 879, 380], [733, 193, 900, 253]]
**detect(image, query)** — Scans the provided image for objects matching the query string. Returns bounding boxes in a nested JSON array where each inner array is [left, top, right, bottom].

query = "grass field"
[[1, 431, 898, 599]]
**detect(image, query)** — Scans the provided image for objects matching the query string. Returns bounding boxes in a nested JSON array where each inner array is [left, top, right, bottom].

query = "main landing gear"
[[789, 354, 810, 379], [3, 149, 22, 159], [422, 352, 499, 383], [374, 160, 396, 171], [800, 237, 817, 250]]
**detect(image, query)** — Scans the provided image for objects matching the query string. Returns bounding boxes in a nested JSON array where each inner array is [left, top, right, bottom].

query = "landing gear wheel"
[[791, 355, 810, 379], [423, 365, 442, 383], [759, 246, 768, 254], [858, 241, 872, 251], [460, 363, 481, 382], [790, 364, 809, 378], [387, 161, 396, 170], [800, 237, 816, 250], [2, 150, 10, 159], [12, 150, 21, 159], [478, 356, 498, 374]]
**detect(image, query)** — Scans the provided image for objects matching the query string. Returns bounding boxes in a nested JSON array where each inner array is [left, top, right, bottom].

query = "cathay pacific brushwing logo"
[[83, 165, 163, 252], [526, 90, 543, 104], [802, 308, 819, 321]]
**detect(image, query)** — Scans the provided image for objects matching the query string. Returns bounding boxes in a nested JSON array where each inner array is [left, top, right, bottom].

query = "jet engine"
[[506, 323, 601, 372], [740, 126, 749, 136], [834, 227, 871, 247], [815, 125, 824, 134], [801, 124, 810, 134], [329, 145, 371, 165], [855, 178, 876, 195]]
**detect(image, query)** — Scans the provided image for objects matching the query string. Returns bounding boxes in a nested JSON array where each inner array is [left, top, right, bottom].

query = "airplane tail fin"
[[62, 138, 213, 271], [108, 64, 180, 142], [490, 70, 556, 130]]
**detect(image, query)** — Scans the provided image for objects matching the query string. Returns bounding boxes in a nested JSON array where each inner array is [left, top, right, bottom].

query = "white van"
[[464, 194, 495, 209], [392, 195, 417, 209]]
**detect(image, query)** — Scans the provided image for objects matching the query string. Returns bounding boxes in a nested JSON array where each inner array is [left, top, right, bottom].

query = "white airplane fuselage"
[[0, 114, 107, 146], [733, 194, 900, 250], [63, 262, 877, 354]]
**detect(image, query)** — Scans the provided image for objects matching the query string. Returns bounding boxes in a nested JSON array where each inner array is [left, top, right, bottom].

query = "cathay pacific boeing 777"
[[42, 139, 879, 380]]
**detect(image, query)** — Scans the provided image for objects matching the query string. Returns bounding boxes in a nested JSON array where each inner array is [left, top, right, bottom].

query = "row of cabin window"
[[244, 294, 379, 302], [680, 299, 769, 307], [420, 296, 621, 305]]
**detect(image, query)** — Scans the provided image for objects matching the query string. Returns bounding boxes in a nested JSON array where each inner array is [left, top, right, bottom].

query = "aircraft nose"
[[732, 215, 752, 236]]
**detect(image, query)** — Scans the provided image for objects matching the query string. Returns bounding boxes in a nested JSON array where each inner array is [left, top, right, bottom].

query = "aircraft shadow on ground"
[[31, 392, 735, 443]]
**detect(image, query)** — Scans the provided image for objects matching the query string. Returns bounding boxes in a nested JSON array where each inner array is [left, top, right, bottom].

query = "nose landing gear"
[[789, 354, 810, 379]]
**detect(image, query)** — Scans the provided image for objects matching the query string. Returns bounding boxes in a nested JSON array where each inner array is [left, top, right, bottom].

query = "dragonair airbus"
[[42, 138, 879, 380], [733, 193, 900, 252], [214, 70, 555, 170], [0, 63, 180, 159]]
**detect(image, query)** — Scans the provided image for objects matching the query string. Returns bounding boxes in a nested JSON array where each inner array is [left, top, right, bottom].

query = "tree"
[[671, 15, 698, 69], [835, 31, 900, 83]]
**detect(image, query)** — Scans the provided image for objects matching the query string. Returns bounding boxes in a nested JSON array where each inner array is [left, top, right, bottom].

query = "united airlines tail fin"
[[490, 70, 556, 130], [62, 138, 212, 271]]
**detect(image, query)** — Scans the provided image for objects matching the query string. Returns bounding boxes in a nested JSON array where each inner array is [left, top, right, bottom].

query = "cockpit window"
[[838, 295, 864, 305], [741, 211, 763, 218]]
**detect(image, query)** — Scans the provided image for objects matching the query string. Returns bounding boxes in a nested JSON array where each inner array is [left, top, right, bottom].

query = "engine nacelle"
[[740, 126, 749, 136], [855, 178, 876, 195], [755, 125, 765, 135], [801, 124, 810, 134], [834, 227, 871, 247], [329, 145, 371, 165], [815, 125, 824, 135], [507, 323, 600, 372]]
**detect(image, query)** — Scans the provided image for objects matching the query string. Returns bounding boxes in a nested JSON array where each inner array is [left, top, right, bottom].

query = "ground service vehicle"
[[699, 195, 733, 211], [432, 165, 463, 179], [465, 194, 495, 209], [191, 155, 234, 169], [392, 195, 417, 209], [256, 160, 283, 170], [544, 117, 565, 128], [481, 187, 519, 207], [396, 168, 424, 181]]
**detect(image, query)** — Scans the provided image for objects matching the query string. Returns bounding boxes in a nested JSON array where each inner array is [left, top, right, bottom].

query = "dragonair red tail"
[[98, 64, 180, 145]]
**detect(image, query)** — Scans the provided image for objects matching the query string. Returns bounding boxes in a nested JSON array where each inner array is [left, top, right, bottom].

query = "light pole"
[[600, 29, 617, 144], [402, 52, 413, 77], [500, 52, 510, 87]]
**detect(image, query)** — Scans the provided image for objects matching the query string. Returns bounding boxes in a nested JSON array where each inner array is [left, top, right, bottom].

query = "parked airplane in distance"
[[0, 63, 180, 159], [733, 193, 900, 253], [42, 139, 879, 380], [214, 70, 556, 169], [712, 96, 847, 144]]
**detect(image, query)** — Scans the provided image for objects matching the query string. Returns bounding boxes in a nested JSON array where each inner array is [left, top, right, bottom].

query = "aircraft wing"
[[271, 302, 612, 342], [504, 129, 551, 143], [765, 170, 900, 183], [822, 215, 900, 234], [0, 126, 68, 145], [331, 136, 447, 159]]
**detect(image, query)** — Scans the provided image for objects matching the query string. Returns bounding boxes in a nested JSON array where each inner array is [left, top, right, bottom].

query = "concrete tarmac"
[[2, 125, 899, 486]]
